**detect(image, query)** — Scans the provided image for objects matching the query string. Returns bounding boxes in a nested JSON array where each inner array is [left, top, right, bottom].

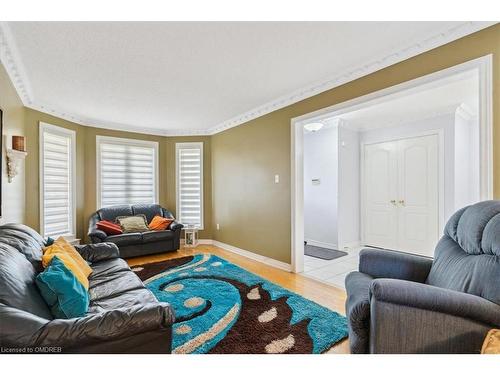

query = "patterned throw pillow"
[[116, 215, 150, 233], [96, 220, 123, 235], [149, 215, 174, 231]]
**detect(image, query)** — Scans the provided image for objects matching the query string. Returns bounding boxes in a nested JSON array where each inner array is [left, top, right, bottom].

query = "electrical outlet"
[[274, 174, 280, 183], [216, 223, 220, 230]]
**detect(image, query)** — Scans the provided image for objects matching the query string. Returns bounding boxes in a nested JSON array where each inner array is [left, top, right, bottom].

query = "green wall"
[[24, 108, 212, 241], [4, 24, 499, 264], [211, 24, 500, 263], [0, 62, 26, 224]]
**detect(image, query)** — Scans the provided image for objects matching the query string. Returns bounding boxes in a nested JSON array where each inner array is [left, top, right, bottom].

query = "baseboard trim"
[[339, 241, 361, 252], [211, 240, 292, 272], [180, 239, 213, 245], [304, 239, 338, 250]]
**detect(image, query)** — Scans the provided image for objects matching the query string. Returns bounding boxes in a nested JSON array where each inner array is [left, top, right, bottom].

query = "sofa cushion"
[[90, 258, 130, 278], [36, 256, 90, 319], [88, 288, 157, 314], [45, 237, 93, 273], [427, 200, 500, 305], [0, 224, 45, 264], [149, 215, 174, 231], [132, 204, 164, 223], [116, 215, 150, 233], [0, 244, 53, 319], [450, 200, 500, 255], [89, 271, 145, 301], [106, 233, 143, 247], [42, 238, 92, 290], [96, 220, 123, 235], [142, 230, 174, 243], [97, 205, 133, 222], [427, 236, 500, 305]]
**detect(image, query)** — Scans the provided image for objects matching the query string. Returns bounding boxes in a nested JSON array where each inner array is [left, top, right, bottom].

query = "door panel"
[[397, 135, 439, 256], [363, 142, 398, 249]]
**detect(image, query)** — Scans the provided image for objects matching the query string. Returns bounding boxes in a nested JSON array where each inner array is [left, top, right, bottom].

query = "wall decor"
[[12, 135, 25, 152]]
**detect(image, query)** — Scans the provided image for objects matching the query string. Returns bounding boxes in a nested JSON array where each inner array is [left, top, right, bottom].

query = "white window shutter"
[[98, 137, 158, 208], [40, 124, 75, 237], [176, 143, 203, 229]]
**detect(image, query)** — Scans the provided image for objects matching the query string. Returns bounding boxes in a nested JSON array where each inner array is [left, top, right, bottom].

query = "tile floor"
[[300, 247, 363, 289]]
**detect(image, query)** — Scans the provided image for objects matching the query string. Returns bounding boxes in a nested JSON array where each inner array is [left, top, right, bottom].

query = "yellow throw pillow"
[[42, 237, 92, 290], [54, 237, 93, 276]]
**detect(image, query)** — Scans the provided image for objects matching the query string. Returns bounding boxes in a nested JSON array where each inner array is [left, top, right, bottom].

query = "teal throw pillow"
[[36, 256, 90, 319]]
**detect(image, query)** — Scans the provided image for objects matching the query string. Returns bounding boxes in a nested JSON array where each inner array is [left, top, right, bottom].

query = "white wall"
[[303, 125, 338, 248], [337, 124, 360, 249], [0, 62, 25, 225], [359, 107, 480, 226], [454, 108, 480, 207]]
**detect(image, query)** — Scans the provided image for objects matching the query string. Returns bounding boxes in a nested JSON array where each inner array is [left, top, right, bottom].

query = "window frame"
[[39, 122, 77, 238], [96, 135, 159, 209], [176, 142, 204, 230]]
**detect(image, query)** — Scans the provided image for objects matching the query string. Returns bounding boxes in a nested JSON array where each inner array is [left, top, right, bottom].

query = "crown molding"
[[0, 22, 34, 105], [206, 21, 495, 135], [27, 101, 213, 137], [0, 21, 495, 137]]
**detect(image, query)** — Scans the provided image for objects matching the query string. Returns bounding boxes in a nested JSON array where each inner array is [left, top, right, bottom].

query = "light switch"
[[274, 174, 280, 184], [216, 223, 220, 230]]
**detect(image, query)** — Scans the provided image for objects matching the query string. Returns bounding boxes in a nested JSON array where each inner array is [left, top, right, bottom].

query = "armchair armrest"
[[368, 279, 500, 353], [33, 302, 174, 350], [88, 229, 107, 243], [359, 248, 433, 282], [370, 279, 500, 327], [87, 213, 107, 243], [74, 242, 120, 263], [170, 221, 183, 231]]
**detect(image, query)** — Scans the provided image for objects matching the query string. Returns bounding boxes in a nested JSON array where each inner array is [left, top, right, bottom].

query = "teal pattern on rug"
[[142, 254, 348, 353]]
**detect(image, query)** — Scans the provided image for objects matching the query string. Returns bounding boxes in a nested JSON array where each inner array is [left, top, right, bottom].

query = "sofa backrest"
[[132, 204, 165, 223], [426, 200, 500, 305], [96, 204, 173, 223], [97, 204, 134, 221], [0, 224, 53, 319]]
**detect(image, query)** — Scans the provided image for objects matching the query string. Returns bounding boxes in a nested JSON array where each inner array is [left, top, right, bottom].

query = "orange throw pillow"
[[149, 215, 174, 231]]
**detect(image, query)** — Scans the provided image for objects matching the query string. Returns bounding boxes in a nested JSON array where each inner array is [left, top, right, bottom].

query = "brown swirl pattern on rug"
[[132, 256, 194, 280], [133, 255, 346, 353]]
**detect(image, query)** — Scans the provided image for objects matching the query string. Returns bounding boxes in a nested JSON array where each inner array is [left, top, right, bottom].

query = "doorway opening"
[[291, 55, 493, 287]]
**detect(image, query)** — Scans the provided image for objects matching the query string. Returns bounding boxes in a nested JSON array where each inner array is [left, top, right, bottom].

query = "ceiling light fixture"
[[304, 122, 324, 132]]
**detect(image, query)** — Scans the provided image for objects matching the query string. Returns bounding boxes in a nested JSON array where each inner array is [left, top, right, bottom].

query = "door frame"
[[291, 55, 493, 273], [360, 131, 444, 249]]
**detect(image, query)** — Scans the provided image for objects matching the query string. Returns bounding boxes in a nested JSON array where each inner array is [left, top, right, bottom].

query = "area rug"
[[305, 244, 348, 260], [131, 253, 348, 354]]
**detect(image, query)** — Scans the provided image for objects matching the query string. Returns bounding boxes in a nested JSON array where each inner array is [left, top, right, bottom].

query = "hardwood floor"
[[127, 244, 350, 354]]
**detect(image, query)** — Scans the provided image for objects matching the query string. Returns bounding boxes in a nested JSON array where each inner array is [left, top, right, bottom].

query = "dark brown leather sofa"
[[0, 223, 174, 353], [88, 204, 183, 258]]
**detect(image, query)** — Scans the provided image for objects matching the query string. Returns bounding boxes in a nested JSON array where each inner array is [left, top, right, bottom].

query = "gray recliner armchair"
[[345, 200, 500, 354]]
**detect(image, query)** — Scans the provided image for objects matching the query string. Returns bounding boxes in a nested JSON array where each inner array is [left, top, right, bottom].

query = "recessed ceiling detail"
[[0, 21, 494, 136]]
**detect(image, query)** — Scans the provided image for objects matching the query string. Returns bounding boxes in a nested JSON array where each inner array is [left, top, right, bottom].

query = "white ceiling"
[[330, 70, 479, 131], [0, 21, 494, 136]]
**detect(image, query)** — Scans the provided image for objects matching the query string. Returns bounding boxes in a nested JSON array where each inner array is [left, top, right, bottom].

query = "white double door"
[[363, 134, 439, 256]]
